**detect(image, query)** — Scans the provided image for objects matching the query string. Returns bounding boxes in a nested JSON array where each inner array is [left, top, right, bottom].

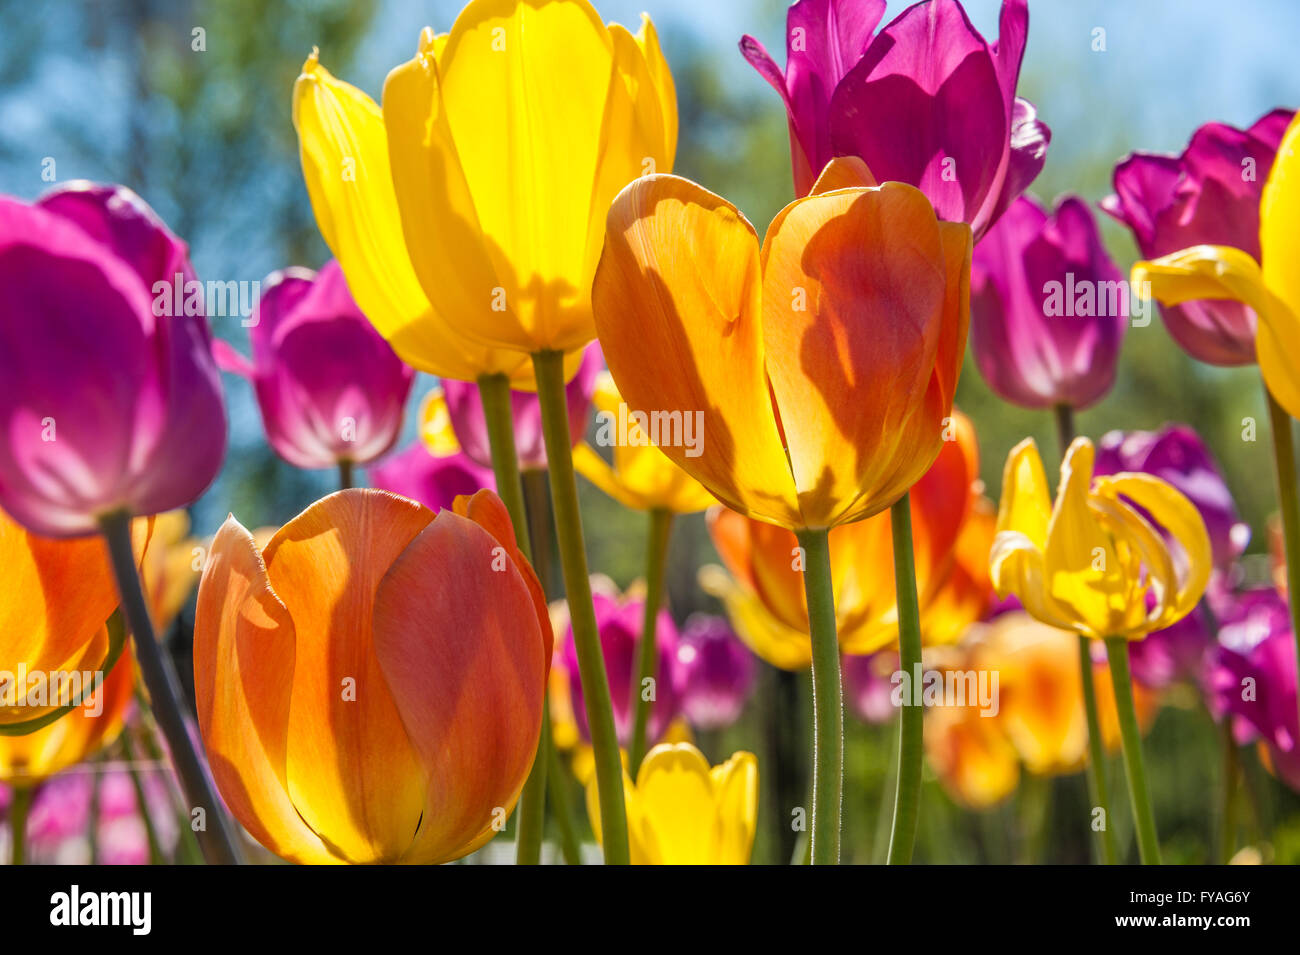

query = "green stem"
[[532, 349, 629, 865], [886, 494, 923, 865], [1078, 636, 1120, 864], [1264, 388, 1300, 736], [88, 756, 101, 865], [477, 374, 547, 865], [1104, 636, 1161, 864], [1219, 720, 1240, 865], [796, 527, 842, 865], [120, 730, 165, 865], [629, 508, 674, 773], [9, 786, 30, 865], [1055, 403, 1119, 865], [98, 512, 242, 865], [337, 458, 355, 491], [545, 721, 583, 865]]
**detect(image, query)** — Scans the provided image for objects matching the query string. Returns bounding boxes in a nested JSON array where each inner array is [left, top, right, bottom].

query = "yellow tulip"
[[990, 437, 1211, 641], [297, 0, 676, 366], [1133, 112, 1300, 419], [586, 742, 757, 864], [573, 373, 716, 513]]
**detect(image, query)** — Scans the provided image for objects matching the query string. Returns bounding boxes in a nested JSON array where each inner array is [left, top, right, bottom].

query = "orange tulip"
[[592, 158, 971, 531], [194, 488, 552, 864], [0, 655, 134, 784], [701, 411, 990, 667], [1, 506, 124, 728]]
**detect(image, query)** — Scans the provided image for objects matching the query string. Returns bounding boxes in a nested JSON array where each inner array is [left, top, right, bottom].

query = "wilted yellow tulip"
[[586, 742, 757, 864], [573, 373, 716, 514], [0, 656, 134, 784], [194, 488, 552, 864], [991, 437, 1210, 642]]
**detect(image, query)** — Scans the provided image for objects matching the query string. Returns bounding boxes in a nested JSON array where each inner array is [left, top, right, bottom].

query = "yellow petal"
[[417, 388, 463, 458], [593, 174, 801, 525], [1134, 246, 1300, 418], [709, 750, 759, 864], [698, 564, 812, 670], [631, 15, 677, 164], [632, 743, 721, 864], [995, 438, 1052, 548], [293, 50, 519, 381]]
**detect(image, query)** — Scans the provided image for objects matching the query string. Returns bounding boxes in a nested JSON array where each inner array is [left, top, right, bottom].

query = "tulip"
[[970, 196, 1126, 411], [559, 588, 680, 750], [423, 345, 602, 473], [370, 443, 493, 514], [0, 183, 226, 538], [1102, 108, 1293, 365], [843, 652, 899, 725], [675, 616, 757, 731], [0, 508, 124, 730], [1132, 111, 1300, 750], [594, 160, 970, 863], [702, 409, 989, 667], [1209, 624, 1299, 791], [194, 488, 551, 864], [1095, 426, 1250, 570], [740, 0, 1049, 236], [991, 436, 1211, 863], [586, 743, 758, 864], [213, 261, 414, 484]]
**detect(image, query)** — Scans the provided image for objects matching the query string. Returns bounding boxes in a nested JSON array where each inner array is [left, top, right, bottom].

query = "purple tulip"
[[843, 651, 899, 725], [1208, 612, 1299, 791], [440, 344, 601, 471], [741, 0, 1049, 237], [561, 590, 681, 747], [970, 195, 1126, 410], [1128, 604, 1213, 690], [0, 183, 226, 537], [213, 261, 414, 470], [369, 443, 493, 513], [1101, 109, 1293, 366], [1095, 426, 1250, 569], [675, 615, 756, 730]]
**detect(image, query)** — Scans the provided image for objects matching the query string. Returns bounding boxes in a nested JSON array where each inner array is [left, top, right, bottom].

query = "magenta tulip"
[[370, 443, 493, 513], [561, 590, 681, 747], [741, 0, 1049, 237], [1101, 109, 1293, 365], [439, 344, 601, 471], [213, 260, 414, 470], [675, 615, 756, 731], [0, 182, 226, 537], [970, 195, 1125, 410], [843, 651, 899, 725]]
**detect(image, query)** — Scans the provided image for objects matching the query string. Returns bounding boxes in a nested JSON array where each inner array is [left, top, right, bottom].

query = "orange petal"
[[193, 516, 337, 863], [593, 174, 800, 526], [760, 182, 957, 527], [373, 508, 548, 863], [262, 490, 433, 863]]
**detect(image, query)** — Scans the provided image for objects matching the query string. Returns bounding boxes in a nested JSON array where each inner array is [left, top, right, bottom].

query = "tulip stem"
[[337, 458, 355, 491], [98, 512, 242, 865], [629, 508, 674, 773], [1055, 403, 1119, 865], [1219, 721, 1240, 864], [795, 527, 841, 864], [477, 373, 548, 865], [546, 728, 583, 865], [1078, 636, 1119, 864], [478, 374, 532, 562], [1104, 636, 1161, 864], [532, 349, 629, 865], [119, 727, 165, 865], [1264, 389, 1300, 736], [9, 785, 29, 865], [886, 494, 923, 865]]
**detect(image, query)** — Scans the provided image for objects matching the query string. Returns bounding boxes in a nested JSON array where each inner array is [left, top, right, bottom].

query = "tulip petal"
[[761, 182, 949, 526], [808, 156, 878, 194], [708, 750, 758, 865], [373, 507, 547, 864], [193, 516, 337, 864], [1134, 245, 1300, 418], [263, 490, 432, 863], [593, 174, 800, 525], [293, 52, 518, 381], [631, 743, 719, 864], [995, 438, 1052, 549]]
